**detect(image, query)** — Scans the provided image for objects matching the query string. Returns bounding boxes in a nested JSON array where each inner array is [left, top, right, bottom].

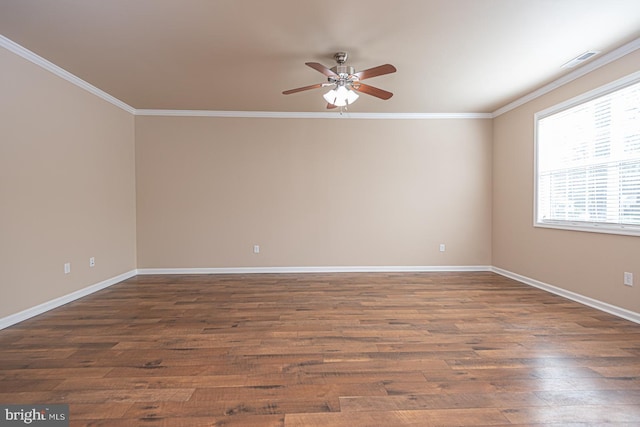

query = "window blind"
[[536, 78, 640, 235]]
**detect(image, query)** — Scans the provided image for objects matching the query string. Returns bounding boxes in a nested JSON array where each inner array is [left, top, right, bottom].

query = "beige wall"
[[135, 116, 492, 268], [3, 36, 639, 322], [0, 47, 137, 319], [493, 50, 640, 314]]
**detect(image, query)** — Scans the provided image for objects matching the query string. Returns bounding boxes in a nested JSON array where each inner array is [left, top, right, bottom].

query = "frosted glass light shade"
[[323, 89, 337, 104], [345, 88, 359, 104], [323, 86, 359, 107]]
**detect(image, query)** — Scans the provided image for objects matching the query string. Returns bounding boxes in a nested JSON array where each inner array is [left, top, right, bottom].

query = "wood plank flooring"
[[1, 272, 640, 426]]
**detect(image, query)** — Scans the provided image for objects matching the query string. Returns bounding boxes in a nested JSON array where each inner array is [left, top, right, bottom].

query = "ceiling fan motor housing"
[[331, 64, 355, 77], [331, 52, 355, 78]]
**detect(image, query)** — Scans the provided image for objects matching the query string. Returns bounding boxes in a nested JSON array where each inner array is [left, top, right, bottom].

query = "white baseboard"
[[491, 266, 640, 325], [0, 269, 138, 330], [4, 265, 637, 330], [136, 265, 492, 275]]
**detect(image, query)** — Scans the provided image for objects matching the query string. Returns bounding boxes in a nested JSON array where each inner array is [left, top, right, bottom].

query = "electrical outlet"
[[64, 262, 71, 274], [624, 272, 633, 287], [439, 244, 446, 252], [253, 245, 260, 254], [89, 257, 95, 267]]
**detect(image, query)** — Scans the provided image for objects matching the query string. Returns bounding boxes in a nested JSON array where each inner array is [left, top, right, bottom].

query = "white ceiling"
[[1, 0, 639, 114]]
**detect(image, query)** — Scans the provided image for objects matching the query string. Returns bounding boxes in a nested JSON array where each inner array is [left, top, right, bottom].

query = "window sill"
[[534, 221, 640, 237]]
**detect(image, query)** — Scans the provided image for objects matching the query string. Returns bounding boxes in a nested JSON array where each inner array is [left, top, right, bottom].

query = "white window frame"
[[534, 70, 640, 237]]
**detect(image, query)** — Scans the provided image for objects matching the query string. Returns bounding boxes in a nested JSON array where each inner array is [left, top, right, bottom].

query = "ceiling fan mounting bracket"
[[334, 52, 348, 64]]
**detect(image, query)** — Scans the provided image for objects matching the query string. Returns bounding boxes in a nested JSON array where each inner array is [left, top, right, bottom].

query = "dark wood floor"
[[1, 272, 640, 426]]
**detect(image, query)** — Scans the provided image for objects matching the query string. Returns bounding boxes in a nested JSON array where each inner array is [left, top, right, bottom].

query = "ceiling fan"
[[282, 52, 397, 109]]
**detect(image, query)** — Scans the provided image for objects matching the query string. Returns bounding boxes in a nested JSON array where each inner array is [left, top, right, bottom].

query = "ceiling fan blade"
[[327, 103, 338, 109], [352, 82, 393, 100], [353, 64, 397, 80], [282, 83, 326, 95], [306, 62, 338, 77]]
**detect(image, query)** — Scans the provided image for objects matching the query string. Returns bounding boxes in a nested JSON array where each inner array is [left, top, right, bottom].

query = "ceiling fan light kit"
[[323, 85, 359, 107], [283, 52, 396, 111]]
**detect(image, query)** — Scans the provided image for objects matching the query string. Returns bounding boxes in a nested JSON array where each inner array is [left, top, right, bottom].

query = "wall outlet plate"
[[624, 272, 633, 286]]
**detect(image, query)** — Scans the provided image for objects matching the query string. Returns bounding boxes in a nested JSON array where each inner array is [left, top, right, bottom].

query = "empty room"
[[1, 1, 640, 426]]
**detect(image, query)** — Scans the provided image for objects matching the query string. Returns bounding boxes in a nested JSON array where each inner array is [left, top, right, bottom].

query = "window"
[[535, 72, 640, 236]]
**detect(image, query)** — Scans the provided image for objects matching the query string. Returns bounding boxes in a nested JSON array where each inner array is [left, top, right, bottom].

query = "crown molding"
[[0, 35, 136, 114], [0, 34, 488, 120], [492, 37, 640, 117], [4, 33, 638, 120], [134, 109, 492, 119]]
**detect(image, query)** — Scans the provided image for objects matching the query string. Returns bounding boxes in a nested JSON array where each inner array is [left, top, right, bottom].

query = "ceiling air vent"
[[561, 50, 599, 69]]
